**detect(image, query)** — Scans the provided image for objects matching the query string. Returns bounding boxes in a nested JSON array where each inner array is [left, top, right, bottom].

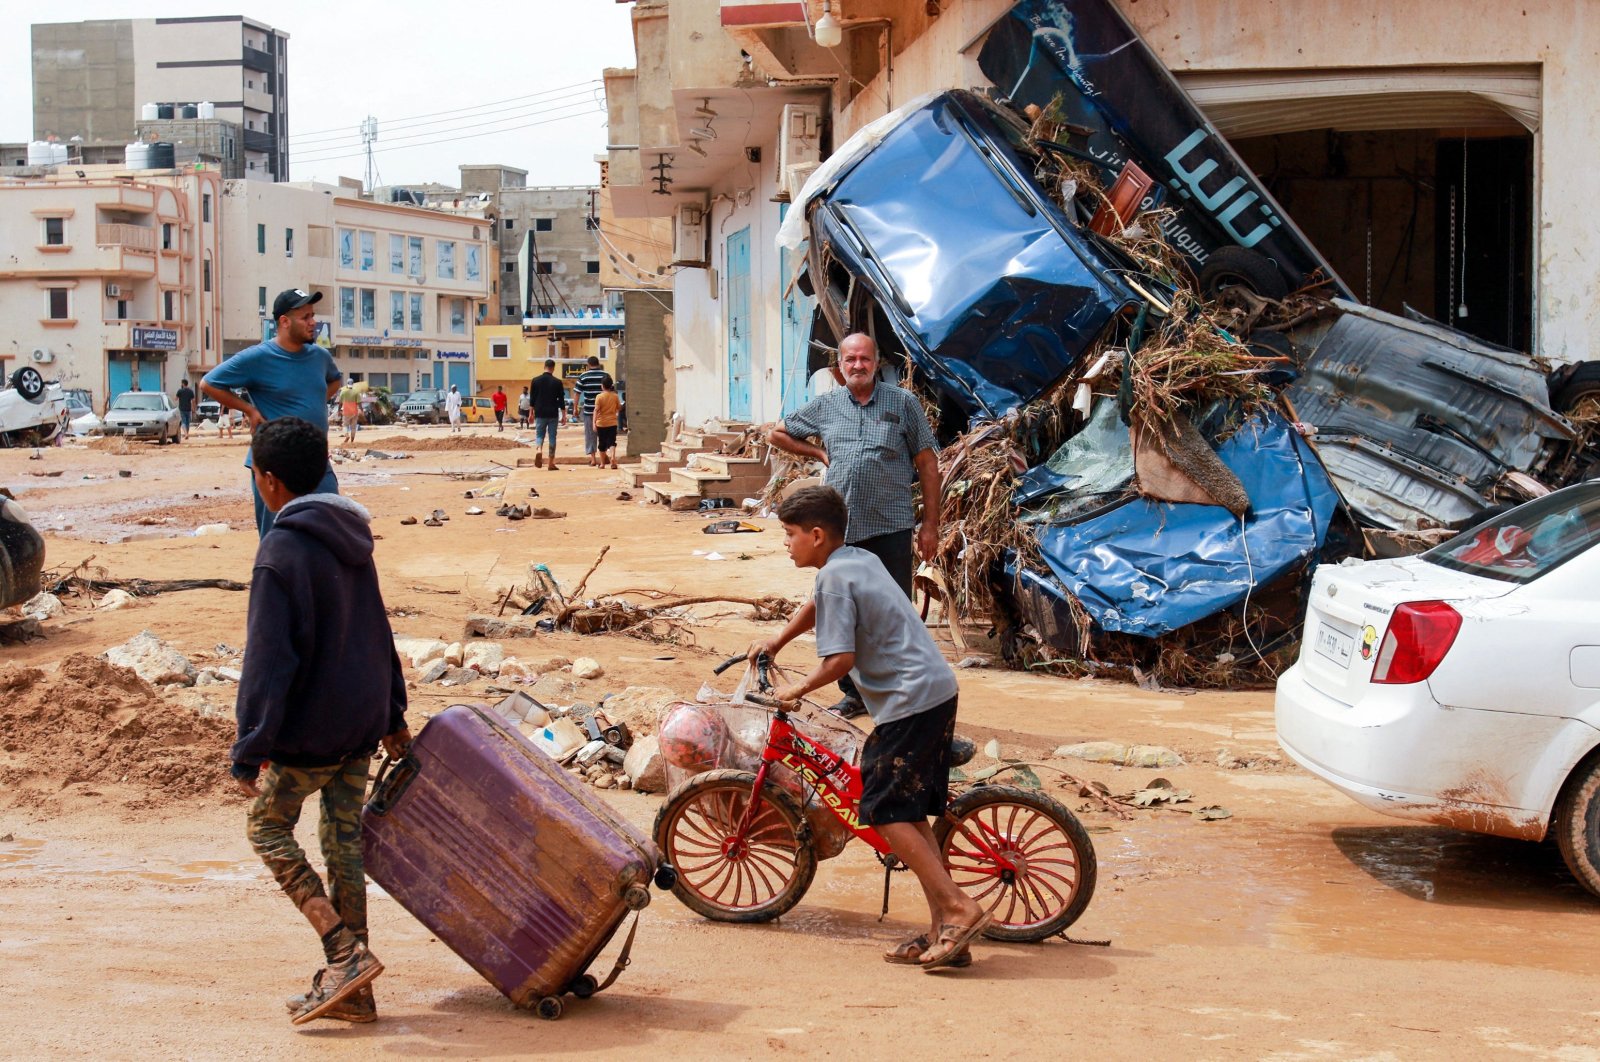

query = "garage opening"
[[1182, 66, 1538, 352]]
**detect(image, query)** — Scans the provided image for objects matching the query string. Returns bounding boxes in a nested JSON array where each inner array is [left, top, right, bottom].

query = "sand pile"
[[362, 434, 524, 452], [87, 436, 137, 454], [0, 654, 234, 806]]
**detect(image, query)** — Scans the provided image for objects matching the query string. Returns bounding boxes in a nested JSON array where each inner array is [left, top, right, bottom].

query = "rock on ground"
[[1055, 740, 1184, 768], [103, 630, 197, 687], [444, 641, 465, 666], [97, 589, 138, 611], [572, 657, 604, 680], [623, 735, 666, 793], [601, 686, 679, 737], [22, 593, 64, 620], [463, 641, 504, 675], [464, 614, 542, 639], [394, 636, 449, 669]]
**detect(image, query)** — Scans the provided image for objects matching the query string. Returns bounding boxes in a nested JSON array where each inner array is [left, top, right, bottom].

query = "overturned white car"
[[0, 367, 66, 447]]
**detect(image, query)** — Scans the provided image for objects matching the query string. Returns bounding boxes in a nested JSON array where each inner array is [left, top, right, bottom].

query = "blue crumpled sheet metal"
[[1033, 410, 1341, 636]]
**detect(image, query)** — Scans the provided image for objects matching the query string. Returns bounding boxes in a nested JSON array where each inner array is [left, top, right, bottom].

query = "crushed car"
[[0, 367, 67, 448], [0, 488, 45, 610], [781, 0, 1595, 685]]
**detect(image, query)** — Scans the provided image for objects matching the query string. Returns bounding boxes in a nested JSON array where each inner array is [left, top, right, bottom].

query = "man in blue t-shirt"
[[202, 288, 343, 537]]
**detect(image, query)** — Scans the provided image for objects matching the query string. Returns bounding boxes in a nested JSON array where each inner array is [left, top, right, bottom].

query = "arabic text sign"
[[130, 327, 179, 351]]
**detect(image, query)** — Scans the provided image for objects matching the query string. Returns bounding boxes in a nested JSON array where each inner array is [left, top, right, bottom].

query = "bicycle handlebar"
[[713, 654, 746, 676], [712, 652, 774, 692]]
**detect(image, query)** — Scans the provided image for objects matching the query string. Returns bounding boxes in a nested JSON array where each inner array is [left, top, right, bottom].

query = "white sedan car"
[[1276, 480, 1600, 898]]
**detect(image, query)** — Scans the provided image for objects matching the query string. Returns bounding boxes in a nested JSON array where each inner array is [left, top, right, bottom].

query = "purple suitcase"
[[363, 703, 661, 1019]]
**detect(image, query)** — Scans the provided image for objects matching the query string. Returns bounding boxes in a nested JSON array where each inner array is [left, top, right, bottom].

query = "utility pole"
[[360, 116, 380, 192]]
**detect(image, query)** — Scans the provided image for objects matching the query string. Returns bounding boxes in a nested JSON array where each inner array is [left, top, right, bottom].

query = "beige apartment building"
[[219, 181, 494, 394], [0, 166, 223, 407]]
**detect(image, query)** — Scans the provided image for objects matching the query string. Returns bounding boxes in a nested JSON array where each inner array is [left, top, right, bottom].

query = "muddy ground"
[[2, 425, 1597, 1059]]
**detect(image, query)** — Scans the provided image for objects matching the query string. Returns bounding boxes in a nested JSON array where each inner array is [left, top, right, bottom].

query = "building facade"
[[32, 15, 289, 180], [0, 167, 223, 408], [219, 181, 493, 394]]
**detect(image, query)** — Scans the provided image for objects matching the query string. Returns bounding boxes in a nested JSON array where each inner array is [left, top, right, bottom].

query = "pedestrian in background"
[[517, 386, 531, 429], [594, 376, 621, 470], [175, 378, 194, 439], [491, 386, 508, 432], [445, 385, 463, 433], [575, 356, 609, 466], [528, 359, 566, 469], [338, 384, 360, 444]]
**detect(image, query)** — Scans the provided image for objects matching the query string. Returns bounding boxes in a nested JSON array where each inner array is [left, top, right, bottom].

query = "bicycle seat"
[[949, 734, 976, 768]]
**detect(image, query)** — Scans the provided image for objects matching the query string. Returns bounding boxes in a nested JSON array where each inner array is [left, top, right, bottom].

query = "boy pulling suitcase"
[[228, 417, 411, 1023]]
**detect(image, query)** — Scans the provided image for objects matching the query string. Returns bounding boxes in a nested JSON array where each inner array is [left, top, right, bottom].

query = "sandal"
[[919, 912, 992, 970], [884, 933, 971, 967]]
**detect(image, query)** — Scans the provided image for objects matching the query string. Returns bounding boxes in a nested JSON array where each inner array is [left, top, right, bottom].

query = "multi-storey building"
[[0, 166, 223, 407], [32, 16, 289, 180], [219, 180, 494, 394]]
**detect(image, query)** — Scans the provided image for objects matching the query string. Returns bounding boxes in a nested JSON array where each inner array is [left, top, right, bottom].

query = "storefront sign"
[[346, 335, 425, 348], [131, 327, 179, 351], [437, 349, 472, 359]]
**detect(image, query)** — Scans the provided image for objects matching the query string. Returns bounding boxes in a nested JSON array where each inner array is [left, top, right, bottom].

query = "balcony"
[[97, 224, 157, 252], [243, 128, 276, 154], [242, 44, 276, 72]]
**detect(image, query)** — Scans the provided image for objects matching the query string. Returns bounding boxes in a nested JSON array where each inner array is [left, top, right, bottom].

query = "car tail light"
[[1371, 601, 1462, 685]]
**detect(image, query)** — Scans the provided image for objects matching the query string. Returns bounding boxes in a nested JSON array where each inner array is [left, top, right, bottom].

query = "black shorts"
[[859, 695, 958, 826], [597, 425, 618, 451]]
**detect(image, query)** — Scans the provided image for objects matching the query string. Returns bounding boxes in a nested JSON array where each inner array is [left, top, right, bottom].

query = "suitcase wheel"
[[536, 996, 564, 1021], [623, 885, 651, 911], [569, 974, 598, 1000], [653, 864, 678, 890]]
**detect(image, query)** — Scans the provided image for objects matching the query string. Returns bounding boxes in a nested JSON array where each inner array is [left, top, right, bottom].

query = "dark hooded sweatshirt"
[[231, 494, 406, 779]]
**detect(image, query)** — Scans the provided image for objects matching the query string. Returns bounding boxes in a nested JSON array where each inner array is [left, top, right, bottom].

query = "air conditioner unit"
[[776, 103, 823, 200], [30, 347, 54, 364], [783, 162, 820, 204], [672, 204, 708, 268], [105, 283, 122, 298]]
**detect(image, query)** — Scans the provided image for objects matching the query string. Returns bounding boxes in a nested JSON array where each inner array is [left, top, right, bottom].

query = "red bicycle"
[[652, 656, 1097, 941]]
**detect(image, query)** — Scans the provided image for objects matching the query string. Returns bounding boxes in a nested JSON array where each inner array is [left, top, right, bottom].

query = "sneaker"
[[827, 696, 868, 720], [284, 984, 376, 1023], [289, 942, 384, 1025]]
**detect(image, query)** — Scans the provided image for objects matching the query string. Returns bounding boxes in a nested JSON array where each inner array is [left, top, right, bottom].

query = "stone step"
[[666, 468, 772, 498], [626, 468, 673, 487], [686, 454, 770, 478], [640, 452, 687, 474]]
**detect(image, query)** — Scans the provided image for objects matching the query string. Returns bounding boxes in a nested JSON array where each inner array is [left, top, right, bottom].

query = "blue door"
[[108, 360, 134, 398], [138, 361, 163, 392], [448, 362, 471, 394], [432, 363, 445, 389], [726, 226, 752, 421], [778, 205, 815, 417]]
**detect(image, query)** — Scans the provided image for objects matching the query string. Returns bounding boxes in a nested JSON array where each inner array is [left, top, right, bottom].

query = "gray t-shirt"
[[812, 545, 958, 725]]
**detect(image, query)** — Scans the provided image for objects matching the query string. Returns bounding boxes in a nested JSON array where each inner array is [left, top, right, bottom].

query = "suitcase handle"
[[367, 752, 420, 816]]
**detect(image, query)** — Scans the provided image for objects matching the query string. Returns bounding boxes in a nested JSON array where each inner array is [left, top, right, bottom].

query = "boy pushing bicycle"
[[751, 485, 991, 969]]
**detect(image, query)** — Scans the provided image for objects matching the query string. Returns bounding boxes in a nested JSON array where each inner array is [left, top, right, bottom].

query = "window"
[[359, 230, 375, 271], [43, 218, 65, 246], [338, 228, 354, 268], [203, 258, 212, 292], [285, 227, 294, 257], [503, 261, 516, 274], [586, 260, 600, 274], [437, 240, 456, 280], [504, 304, 517, 317], [360, 288, 376, 329], [535, 218, 553, 232], [162, 223, 174, 250], [390, 291, 405, 331], [450, 298, 466, 335], [465, 244, 481, 281], [163, 290, 176, 321], [408, 236, 423, 276], [257, 223, 266, 254], [116, 299, 128, 320], [47, 288, 69, 319], [410, 293, 423, 331], [536, 261, 552, 274], [389, 234, 404, 273], [339, 287, 356, 329], [490, 340, 509, 360], [205, 324, 211, 351], [259, 286, 267, 314], [504, 218, 515, 230], [202, 193, 211, 223]]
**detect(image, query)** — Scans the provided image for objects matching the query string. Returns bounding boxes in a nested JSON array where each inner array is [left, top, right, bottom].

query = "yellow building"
[[474, 323, 618, 409]]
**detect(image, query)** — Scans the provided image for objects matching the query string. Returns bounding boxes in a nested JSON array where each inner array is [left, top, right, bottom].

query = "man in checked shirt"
[[768, 333, 941, 718]]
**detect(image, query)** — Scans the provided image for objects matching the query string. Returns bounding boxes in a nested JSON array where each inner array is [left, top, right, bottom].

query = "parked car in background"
[[397, 388, 447, 424], [0, 489, 45, 608], [102, 391, 182, 444], [462, 396, 495, 424], [61, 394, 100, 436], [0, 367, 66, 447], [1276, 480, 1600, 898]]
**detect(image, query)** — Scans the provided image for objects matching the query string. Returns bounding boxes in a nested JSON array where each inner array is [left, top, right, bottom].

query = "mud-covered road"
[[2, 428, 1596, 1059]]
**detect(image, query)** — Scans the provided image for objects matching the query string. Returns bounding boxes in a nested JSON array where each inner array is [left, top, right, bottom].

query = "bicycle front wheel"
[[936, 784, 1097, 942], [652, 769, 818, 923]]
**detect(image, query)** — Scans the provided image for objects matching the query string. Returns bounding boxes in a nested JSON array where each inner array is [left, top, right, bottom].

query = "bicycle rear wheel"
[[652, 769, 817, 923], [936, 784, 1097, 942]]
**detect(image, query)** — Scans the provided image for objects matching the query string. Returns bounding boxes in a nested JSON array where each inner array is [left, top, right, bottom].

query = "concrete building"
[[219, 181, 494, 393], [595, 158, 674, 455], [605, 0, 1600, 427], [32, 16, 289, 180], [473, 324, 618, 410], [0, 166, 223, 408]]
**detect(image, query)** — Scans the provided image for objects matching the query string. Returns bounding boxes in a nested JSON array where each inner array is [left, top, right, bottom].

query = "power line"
[[290, 106, 605, 170], [287, 80, 601, 143], [292, 99, 604, 165], [289, 84, 602, 149]]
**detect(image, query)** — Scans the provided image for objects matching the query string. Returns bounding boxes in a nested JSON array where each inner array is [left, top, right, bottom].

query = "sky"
[[0, 2, 639, 188]]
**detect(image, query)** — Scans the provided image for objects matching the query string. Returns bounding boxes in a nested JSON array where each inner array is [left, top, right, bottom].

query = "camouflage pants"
[[246, 757, 370, 942]]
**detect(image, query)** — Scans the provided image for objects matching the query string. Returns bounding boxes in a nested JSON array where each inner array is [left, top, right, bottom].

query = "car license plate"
[[1313, 622, 1354, 667], [123, 427, 136, 436]]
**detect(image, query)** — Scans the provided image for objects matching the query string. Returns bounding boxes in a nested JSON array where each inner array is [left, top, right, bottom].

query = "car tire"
[[1553, 361, 1600, 415], [1554, 753, 1600, 900], [10, 366, 46, 402], [1199, 246, 1290, 301]]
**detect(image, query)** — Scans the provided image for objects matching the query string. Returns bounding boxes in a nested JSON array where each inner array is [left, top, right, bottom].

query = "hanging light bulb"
[[814, 0, 843, 48]]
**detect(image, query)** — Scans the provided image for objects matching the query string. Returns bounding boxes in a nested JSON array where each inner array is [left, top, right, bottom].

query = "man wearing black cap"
[[202, 288, 344, 536]]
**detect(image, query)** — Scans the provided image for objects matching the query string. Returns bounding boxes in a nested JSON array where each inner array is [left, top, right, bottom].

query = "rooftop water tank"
[[157, 104, 174, 119], [141, 102, 160, 121], [124, 142, 150, 169], [147, 142, 175, 169], [197, 100, 215, 119], [180, 104, 198, 119]]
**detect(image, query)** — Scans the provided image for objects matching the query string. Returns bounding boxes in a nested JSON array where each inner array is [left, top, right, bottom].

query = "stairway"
[[627, 423, 771, 511]]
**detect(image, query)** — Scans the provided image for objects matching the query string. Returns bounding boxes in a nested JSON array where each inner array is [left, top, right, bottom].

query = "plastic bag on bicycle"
[[658, 696, 865, 861]]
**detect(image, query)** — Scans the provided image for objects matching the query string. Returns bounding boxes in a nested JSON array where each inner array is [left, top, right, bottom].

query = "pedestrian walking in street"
[[491, 386, 508, 432], [517, 386, 531, 429], [575, 356, 609, 466], [767, 333, 941, 718], [229, 416, 410, 1024], [338, 384, 360, 444], [175, 378, 194, 439], [445, 385, 463, 433], [594, 376, 622, 470], [200, 288, 343, 537], [528, 359, 566, 469]]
